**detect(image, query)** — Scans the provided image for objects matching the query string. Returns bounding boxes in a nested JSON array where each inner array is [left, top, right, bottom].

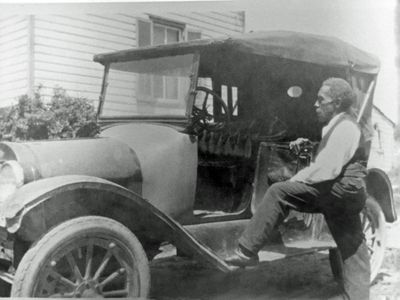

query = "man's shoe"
[[224, 248, 259, 267]]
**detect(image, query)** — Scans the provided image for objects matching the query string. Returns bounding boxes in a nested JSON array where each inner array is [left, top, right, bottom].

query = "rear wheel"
[[362, 196, 386, 281], [329, 196, 386, 283], [11, 216, 150, 298]]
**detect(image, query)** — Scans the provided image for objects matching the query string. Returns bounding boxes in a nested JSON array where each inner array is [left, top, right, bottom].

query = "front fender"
[[366, 168, 397, 223], [1, 175, 231, 272], [1, 175, 176, 238], [1, 175, 119, 226]]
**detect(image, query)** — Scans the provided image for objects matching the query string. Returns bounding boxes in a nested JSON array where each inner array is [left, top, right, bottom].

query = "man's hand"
[[289, 138, 311, 155]]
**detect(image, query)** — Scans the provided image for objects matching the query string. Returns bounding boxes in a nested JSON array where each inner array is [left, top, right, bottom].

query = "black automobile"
[[0, 31, 395, 298]]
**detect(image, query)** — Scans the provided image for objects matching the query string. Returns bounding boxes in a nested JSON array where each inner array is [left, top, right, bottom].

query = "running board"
[[151, 240, 335, 272], [180, 219, 335, 272]]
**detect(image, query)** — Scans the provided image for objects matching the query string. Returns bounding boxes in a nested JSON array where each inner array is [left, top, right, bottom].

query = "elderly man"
[[225, 77, 370, 299]]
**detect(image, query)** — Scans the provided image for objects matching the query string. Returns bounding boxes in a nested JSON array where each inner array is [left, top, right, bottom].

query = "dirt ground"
[[149, 219, 400, 300], [150, 248, 400, 300], [0, 223, 398, 299], [1, 202, 399, 299]]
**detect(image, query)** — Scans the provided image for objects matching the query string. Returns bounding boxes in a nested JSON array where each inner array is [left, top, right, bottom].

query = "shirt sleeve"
[[290, 120, 361, 184]]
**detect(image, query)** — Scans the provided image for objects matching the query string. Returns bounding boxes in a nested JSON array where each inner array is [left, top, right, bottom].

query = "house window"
[[152, 22, 181, 99], [137, 17, 200, 103], [153, 24, 181, 45], [137, 16, 202, 46], [137, 17, 194, 47], [187, 30, 201, 41]]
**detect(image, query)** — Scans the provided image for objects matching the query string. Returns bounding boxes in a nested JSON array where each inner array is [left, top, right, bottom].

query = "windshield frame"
[[97, 52, 200, 124]]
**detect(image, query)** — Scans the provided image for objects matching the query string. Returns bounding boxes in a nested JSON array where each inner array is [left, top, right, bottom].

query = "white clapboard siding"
[[0, 13, 244, 107], [34, 76, 102, 94], [170, 12, 244, 34], [85, 14, 138, 29], [101, 12, 244, 112], [0, 18, 27, 37], [34, 31, 124, 53], [0, 35, 27, 53], [0, 62, 28, 76], [0, 77, 28, 91], [1, 55, 26, 68], [0, 30, 27, 46], [0, 15, 29, 107], [31, 12, 244, 105], [40, 15, 135, 40], [132, 11, 244, 39], [368, 106, 395, 172], [35, 28, 128, 52], [0, 45, 27, 60], [38, 86, 100, 102], [35, 44, 100, 61], [35, 53, 104, 71], [0, 68, 27, 84], [33, 14, 137, 101], [36, 62, 104, 81], [0, 15, 27, 30]]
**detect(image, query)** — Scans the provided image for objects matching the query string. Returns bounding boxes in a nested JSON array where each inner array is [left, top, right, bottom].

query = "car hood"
[[0, 136, 142, 186], [0, 123, 197, 216]]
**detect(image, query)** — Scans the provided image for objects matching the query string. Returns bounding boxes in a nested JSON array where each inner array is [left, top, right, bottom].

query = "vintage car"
[[0, 31, 396, 298]]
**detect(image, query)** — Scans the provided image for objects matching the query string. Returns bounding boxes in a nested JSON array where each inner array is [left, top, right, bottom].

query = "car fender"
[[1, 175, 231, 272], [366, 168, 397, 223], [101, 123, 198, 218]]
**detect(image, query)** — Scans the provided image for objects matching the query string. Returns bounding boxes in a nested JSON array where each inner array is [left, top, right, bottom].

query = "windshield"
[[100, 54, 195, 118]]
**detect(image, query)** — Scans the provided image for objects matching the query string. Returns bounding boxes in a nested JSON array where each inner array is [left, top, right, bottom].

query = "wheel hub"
[[75, 281, 102, 298]]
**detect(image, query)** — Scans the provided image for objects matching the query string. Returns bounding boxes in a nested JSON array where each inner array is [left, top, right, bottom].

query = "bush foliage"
[[0, 87, 99, 141]]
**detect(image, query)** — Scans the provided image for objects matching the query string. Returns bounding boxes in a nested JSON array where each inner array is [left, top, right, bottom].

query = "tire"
[[362, 196, 387, 282], [328, 196, 387, 283], [11, 216, 150, 298]]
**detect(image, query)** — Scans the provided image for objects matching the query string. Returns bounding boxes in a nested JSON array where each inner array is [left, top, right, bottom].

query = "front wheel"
[[11, 216, 150, 298]]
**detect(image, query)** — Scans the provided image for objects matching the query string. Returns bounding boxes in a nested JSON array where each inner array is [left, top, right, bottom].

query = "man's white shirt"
[[290, 112, 360, 184]]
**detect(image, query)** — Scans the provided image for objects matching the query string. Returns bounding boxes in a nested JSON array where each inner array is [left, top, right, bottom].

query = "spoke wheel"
[[11, 216, 150, 298], [361, 196, 386, 281]]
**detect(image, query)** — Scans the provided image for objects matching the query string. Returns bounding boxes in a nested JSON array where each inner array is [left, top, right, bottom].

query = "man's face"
[[314, 85, 338, 123]]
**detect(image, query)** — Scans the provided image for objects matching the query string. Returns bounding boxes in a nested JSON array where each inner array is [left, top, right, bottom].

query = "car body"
[[0, 31, 396, 298]]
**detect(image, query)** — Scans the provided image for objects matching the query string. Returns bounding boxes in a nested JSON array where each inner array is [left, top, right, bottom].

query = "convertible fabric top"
[[94, 31, 380, 74]]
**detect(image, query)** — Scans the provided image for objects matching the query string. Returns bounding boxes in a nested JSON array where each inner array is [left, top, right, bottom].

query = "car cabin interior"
[[190, 49, 347, 218]]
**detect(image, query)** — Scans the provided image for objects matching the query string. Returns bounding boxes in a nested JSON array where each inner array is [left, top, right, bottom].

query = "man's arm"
[[290, 120, 360, 184]]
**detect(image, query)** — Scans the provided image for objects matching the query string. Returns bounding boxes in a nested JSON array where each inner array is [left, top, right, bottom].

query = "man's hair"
[[322, 77, 356, 112]]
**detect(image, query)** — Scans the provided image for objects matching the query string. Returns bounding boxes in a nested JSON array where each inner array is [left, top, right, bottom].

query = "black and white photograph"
[[0, 0, 399, 298]]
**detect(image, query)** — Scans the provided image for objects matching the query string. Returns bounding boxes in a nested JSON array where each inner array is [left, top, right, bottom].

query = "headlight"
[[0, 160, 24, 187], [0, 161, 24, 208]]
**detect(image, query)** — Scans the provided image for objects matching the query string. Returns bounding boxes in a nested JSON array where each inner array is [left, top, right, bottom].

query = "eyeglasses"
[[316, 96, 334, 106]]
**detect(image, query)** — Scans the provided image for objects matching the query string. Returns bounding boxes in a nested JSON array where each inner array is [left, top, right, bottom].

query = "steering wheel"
[[192, 86, 231, 131]]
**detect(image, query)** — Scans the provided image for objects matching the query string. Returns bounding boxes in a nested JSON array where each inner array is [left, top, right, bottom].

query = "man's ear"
[[334, 99, 342, 111]]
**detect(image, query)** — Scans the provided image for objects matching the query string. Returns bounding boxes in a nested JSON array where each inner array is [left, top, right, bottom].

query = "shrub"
[[0, 86, 99, 141]]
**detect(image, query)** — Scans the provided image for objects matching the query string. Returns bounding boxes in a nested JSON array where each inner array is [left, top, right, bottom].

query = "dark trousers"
[[239, 181, 370, 300]]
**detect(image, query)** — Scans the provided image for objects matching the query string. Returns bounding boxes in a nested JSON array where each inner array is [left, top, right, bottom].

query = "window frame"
[[136, 16, 202, 46], [136, 16, 201, 103], [98, 53, 200, 121]]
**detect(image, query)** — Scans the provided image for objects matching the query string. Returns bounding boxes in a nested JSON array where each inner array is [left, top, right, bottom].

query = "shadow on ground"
[[150, 252, 340, 300]]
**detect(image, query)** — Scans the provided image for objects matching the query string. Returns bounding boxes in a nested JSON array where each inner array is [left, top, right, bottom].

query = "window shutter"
[[187, 30, 201, 41], [137, 19, 152, 47]]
